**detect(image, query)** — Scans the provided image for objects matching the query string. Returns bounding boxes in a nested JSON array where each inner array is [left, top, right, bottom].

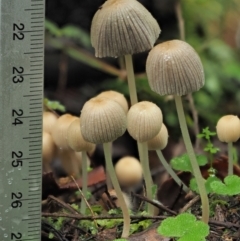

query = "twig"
[[42, 220, 68, 241], [48, 195, 81, 215], [56, 53, 68, 98], [42, 212, 169, 221], [187, 94, 201, 150], [179, 195, 200, 213], [175, 0, 200, 150], [131, 192, 177, 216], [70, 175, 98, 228], [208, 220, 240, 229], [174, 0, 185, 41]]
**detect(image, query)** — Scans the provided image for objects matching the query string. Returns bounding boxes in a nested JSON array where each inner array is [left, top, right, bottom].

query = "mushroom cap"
[[147, 123, 168, 150], [80, 97, 127, 144], [43, 111, 58, 133], [57, 149, 81, 176], [51, 114, 78, 150], [115, 156, 142, 187], [146, 40, 205, 96], [97, 90, 129, 114], [42, 131, 56, 170], [67, 118, 96, 153], [91, 0, 161, 57], [127, 101, 162, 142], [216, 115, 240, 143]]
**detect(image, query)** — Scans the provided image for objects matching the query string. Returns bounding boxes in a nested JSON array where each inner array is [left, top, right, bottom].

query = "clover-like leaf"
[[158, 213, 209, 241], [190, 176, 221, 194], [170, 154, 207, 172], [211, 175, 240, 195]]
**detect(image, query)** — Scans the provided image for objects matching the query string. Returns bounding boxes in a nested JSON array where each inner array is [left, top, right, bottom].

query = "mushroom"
[[216, 115, 240, 175], [42, 131, 56, 173], [80, 96, 130, 238], [97, 90, 129, 114], [51, 114, 78, 150], [57, 148, 81, 178], [115, 156, 142, 188], [67, 118, 96, 214], [147, 123, 189, 192], [127, 101, 162, 215], [91, 0, 161, 105], [146, 39, 209, 223], [43, 111, 58, 133]]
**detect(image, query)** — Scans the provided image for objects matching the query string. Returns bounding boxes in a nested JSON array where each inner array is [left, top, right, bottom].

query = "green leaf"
[[152, 184, 158, 199], [211, 175, 240, 195], [61, 25, 91, 48], [114, 239, 128, 241], [44, 98, 66, 112], [190, 176, 221, 194], [157, 213, 209, 240], [48, 232, 54, 239], [45, 19, 61, 36], [170, 154, 208, 172]]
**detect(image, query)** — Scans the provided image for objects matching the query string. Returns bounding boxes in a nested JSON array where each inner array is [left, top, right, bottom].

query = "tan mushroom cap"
[[57, 149, 81, 177], [67, 118, 96, 153], [80, 97, 127, 144], [127, 101, 162, 142], [91, 0, 161, 57], [51, 114, 78, 150], [115, 156, 142, 187], [147, 123, 168, 150], [42, 131, 56, 172], [146, 40, 205, 96], [43, 111, 58, 133], [97, 90, 129, 114], [216, 115, 240, 143]]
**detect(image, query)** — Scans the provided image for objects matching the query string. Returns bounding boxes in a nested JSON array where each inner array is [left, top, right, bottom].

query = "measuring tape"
[[0, 0, 45, 240]]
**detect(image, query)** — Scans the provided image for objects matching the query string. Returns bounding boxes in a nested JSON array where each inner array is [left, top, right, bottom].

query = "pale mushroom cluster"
[[41, 0, 229, 238]]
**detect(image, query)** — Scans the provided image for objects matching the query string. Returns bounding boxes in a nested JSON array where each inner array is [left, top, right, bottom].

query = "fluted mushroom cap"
[[127, 101, 162, 142], [146, 40, 205, 96], [80, 97, 127, 144], [147, 123, 168, 150], [97, 90, 129, 114], [91, 0, 161, 58], [216, 115, 240, 143]]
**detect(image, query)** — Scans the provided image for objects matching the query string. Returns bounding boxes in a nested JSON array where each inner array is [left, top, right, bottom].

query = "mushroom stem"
[[228, 142, 233, 175], [124, 54, 138, 105], [139, 142, 154, 215], [103, 142, 130, 238], [156, 150, 189, 192], [80, 151, 88, 214], [174, 95, 209, 223], [106, 170, 113, 190]]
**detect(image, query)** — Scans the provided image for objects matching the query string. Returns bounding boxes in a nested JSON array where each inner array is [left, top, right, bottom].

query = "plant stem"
[[124, 54, 138, 105], [174, 95, 209, 223], [139, 142, 154, 215], [156, 150, 189, 192], [80, 151, 87, 214], [103, 142, 130, 238], [228, 142, 233, 175]]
